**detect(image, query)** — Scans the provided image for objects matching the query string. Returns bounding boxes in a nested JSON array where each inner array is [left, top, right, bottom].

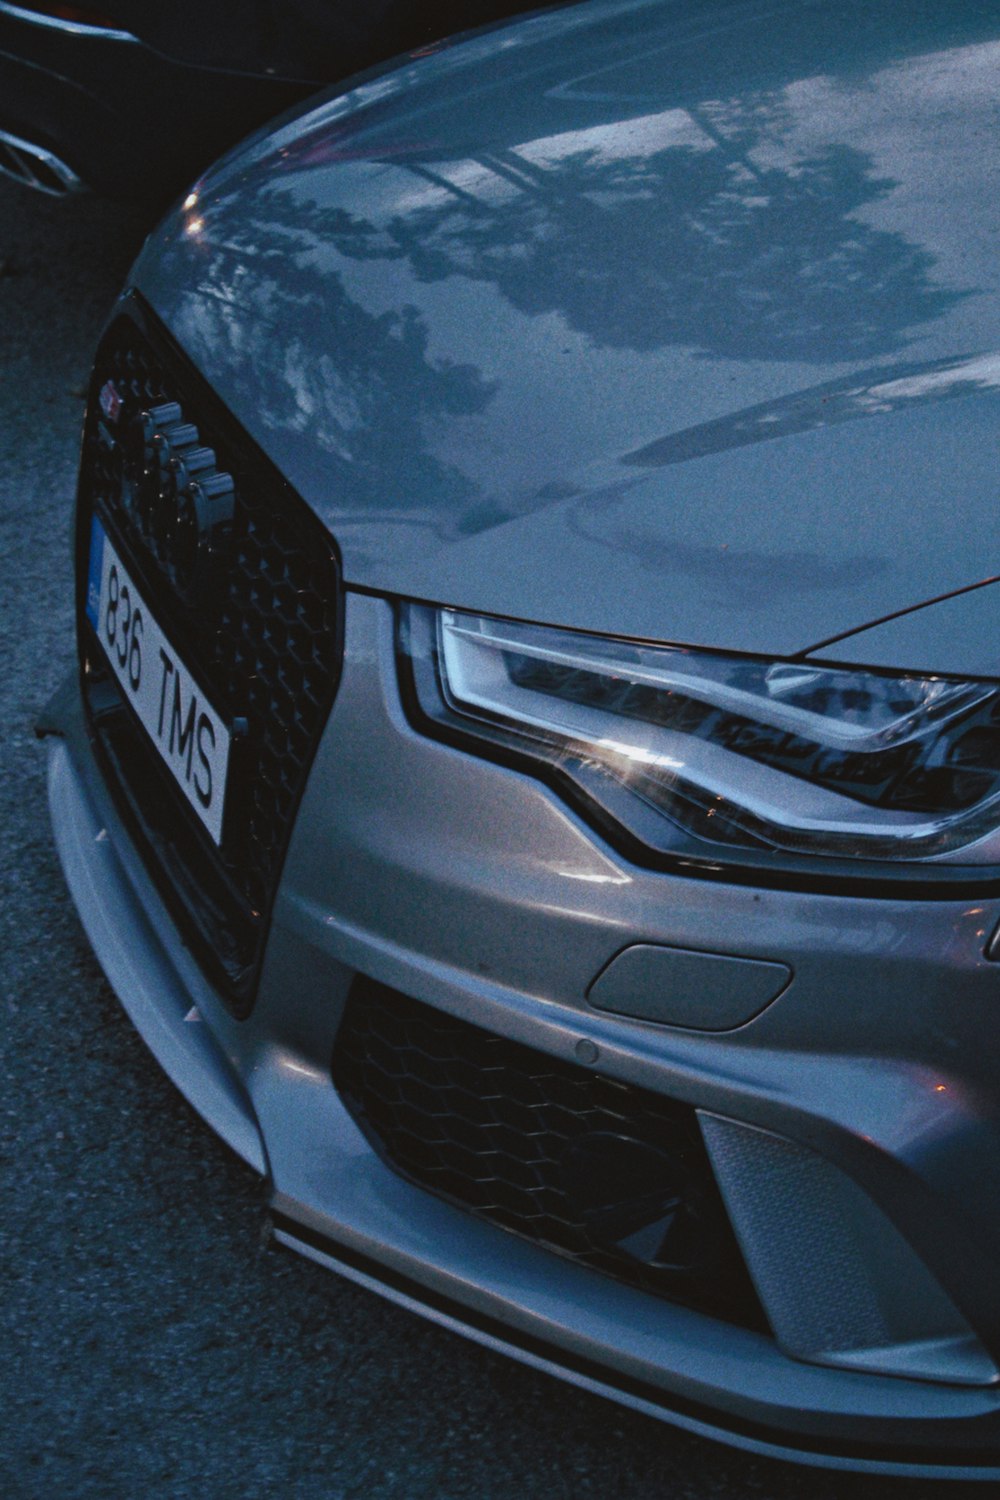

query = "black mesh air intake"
[[333, 980, 767, 1330], [76, 295, 343, 1013]]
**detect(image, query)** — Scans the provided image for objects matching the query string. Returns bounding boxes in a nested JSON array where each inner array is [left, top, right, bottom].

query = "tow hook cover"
[[587, 944, 791, 1031]]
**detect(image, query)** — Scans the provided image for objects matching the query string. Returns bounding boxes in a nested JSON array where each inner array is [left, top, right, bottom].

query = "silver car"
[[41, 0, 1000, 1477]]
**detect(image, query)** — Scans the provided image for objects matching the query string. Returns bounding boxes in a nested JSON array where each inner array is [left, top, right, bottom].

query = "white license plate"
[[86, 518, 231, 845]]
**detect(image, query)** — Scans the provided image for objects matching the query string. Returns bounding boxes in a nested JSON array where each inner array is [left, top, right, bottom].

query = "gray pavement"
[[0, 175, 962, 1499]]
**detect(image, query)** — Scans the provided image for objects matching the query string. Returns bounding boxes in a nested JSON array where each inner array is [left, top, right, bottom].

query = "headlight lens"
[[404, 607, 1000, 866]]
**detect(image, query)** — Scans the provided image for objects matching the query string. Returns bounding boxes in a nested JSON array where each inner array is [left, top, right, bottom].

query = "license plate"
[[86, 518, 231, 845]]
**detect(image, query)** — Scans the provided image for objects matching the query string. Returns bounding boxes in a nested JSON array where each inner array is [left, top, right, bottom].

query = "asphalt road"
[[0, 175, 973, 1500]]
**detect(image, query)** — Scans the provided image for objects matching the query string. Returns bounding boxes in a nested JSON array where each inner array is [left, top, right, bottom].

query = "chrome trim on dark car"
[[0, 2, 136, 42], [0, 126, 83, 193]]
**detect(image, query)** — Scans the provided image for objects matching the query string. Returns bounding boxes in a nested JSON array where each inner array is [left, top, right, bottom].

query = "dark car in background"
[[0, 0, 567, 198], [40, 0, 1000, 1480]]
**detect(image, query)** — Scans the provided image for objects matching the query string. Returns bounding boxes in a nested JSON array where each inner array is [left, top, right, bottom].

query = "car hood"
[[134, 0, 1000, 663]]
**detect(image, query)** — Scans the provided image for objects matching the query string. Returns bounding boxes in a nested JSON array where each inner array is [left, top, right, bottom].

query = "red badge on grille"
[[99, 380, 122, 423]]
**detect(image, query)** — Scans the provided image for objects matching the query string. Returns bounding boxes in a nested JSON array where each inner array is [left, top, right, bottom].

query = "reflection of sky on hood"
[[751, 41, 1000, 346]]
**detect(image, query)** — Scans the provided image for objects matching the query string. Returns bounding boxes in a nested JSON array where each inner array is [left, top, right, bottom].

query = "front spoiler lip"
[[271, 1202, 1000, 1481]]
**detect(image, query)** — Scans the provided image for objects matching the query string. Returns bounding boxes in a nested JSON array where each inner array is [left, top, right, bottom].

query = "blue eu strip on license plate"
[[87, 519, 231, 845], [85, 514, 105, 631]]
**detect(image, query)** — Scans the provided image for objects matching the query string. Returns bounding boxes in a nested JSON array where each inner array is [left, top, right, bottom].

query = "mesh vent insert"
[[333, 979, 767, 1330]]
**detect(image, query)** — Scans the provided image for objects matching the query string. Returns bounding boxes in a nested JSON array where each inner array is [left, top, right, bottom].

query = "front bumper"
[[44, 589, 1000, 1477]]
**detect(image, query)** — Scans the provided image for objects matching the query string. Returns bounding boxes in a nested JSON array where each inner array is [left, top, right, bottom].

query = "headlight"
[[402, 607, 1000, 870]]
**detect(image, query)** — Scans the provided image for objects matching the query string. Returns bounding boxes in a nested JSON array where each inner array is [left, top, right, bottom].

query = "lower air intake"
[[333, 980, 766, 1331]]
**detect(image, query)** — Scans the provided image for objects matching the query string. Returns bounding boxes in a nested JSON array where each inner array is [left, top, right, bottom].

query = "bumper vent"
[[76, 297, 343, 1011], [333, 980, 766, 1330]]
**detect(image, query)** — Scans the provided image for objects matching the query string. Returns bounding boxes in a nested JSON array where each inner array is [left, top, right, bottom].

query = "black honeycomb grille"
[[333, 981, 766, 1330], [77, 299, 342, 1011]]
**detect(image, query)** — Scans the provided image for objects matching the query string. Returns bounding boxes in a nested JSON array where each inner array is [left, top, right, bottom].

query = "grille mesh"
[[333, 980, 766, 1329], [77, 302, 342, 1008]]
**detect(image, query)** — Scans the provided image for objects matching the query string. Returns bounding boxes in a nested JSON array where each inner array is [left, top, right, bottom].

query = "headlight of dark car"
[[404, 605, 1000, 867]]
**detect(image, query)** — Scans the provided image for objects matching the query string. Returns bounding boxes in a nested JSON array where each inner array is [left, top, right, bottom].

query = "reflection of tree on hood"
[[175, 187, 497, 522], [169, 74, 968, 544], [316, 132, 964, 364]]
